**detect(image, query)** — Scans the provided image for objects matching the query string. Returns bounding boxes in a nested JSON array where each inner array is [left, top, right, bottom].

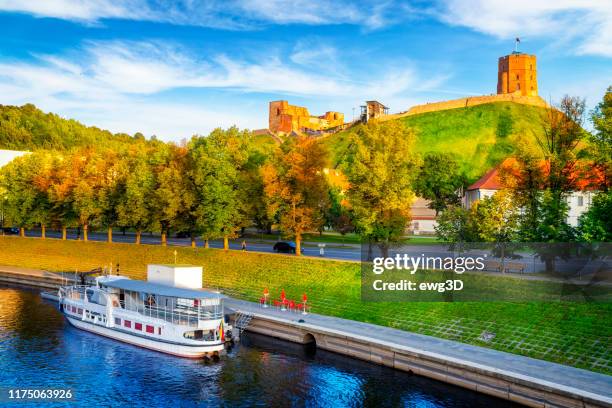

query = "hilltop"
[[325, 101, 549, 182], [0, 104, 146, 151]]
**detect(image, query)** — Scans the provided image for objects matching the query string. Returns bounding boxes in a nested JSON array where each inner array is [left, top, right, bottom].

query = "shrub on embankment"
[[0, 236, 610, 375]]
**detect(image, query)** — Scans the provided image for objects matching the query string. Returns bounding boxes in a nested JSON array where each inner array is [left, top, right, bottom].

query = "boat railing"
[[119, 303, 222, 327]]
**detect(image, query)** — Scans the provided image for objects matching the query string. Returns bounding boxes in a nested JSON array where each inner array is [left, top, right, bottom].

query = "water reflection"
[[0, 286, 517, 407]]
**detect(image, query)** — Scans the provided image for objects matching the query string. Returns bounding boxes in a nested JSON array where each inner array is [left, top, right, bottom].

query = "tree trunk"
[[19, 227, 25, 237], [136, 230, 141, 245], [204, 239, 209, 249], [83, 224, 88, 242], [41, 225, 46, 239], [191, 234, 196, 248], [223, 236, 229, 250], [107, 227, 112, 243], [62, 226, 67, 240], [295, 236, 301, 256], [161, 231, 167, 246]]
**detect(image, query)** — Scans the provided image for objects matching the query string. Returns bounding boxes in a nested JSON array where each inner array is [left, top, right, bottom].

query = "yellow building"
[[497, 52, 538, 96]]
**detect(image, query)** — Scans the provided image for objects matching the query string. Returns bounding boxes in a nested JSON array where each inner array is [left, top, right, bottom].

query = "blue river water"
[[0, 285, 518, 407]]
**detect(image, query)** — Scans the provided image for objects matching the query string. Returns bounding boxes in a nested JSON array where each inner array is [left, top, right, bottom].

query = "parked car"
[[2, 227, 19, 235], [273, 241, 296, 254], [174, 231, 191, 238]]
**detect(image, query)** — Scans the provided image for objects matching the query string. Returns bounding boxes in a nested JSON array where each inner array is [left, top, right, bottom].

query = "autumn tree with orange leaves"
[[262, 136, 329, 256]]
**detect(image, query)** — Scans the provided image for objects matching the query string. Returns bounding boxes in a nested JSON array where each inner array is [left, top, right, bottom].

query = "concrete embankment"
[[2, 265, 611, 408], [226, 299, 612, 408]]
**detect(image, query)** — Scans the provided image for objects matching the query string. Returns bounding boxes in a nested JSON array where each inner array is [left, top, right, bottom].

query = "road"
[[11, 229, 364, 261]]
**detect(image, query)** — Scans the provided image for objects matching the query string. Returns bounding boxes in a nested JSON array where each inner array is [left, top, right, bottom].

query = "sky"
[[0, 0, 610, 141]]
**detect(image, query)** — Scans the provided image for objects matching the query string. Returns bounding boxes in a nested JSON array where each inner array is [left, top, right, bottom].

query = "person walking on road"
[[241, 240, 247, 251]]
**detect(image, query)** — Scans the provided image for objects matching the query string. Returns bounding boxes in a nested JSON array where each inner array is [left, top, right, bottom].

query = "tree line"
[[0, 89, 610, 256]]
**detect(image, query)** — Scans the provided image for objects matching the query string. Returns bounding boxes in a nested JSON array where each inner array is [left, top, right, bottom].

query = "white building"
[[464, 162, 595, 227]]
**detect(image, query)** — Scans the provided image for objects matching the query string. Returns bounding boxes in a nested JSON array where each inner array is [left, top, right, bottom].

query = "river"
[[0, 285, 518, 407]]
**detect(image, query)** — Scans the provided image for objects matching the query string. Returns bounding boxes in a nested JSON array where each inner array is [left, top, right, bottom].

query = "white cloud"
[[0, 40, 443, 139], [435, 0, 612, 57], [0, 0, 404, 30]]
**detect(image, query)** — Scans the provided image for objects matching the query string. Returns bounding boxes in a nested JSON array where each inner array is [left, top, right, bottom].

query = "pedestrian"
[[241, 240, 247, 251]]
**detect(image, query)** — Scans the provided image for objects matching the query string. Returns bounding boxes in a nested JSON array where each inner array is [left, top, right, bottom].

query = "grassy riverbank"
[[0, 236, 610, 375]]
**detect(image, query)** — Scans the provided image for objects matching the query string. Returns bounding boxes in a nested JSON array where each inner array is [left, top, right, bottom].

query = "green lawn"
[[0, 236, 609, 375]]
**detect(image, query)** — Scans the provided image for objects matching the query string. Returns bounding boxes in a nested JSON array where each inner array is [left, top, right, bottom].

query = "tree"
[[262, 135, 329, 256], [0, 153, 43, 236], [341, 121, 418, 257], [116, 146, 155, 244], [150, 143, 194, 246], [98, 150, 128, 243], [589, 86, 612, 191], [414, 152, 465, 215], [70, 150, 107, 241], [505, 96, 587, 243], [435, 205, 473, 251], [326, 187, 354, 238], [189, 127, 252, 250], [578, 190, 612, 242], [469, 190, 520, 271]]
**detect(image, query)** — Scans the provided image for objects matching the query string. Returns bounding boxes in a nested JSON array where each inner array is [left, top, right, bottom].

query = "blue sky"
[[0, 0, 610, 141]]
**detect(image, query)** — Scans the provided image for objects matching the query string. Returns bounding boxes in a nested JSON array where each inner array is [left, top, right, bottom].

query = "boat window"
[[78, 308, 83, 314], [183, 330, 215, 341], [135, 323, 142, 331], [86, 289, 94, 302], [124, 320, 131, 328], [114, 317, 121, 325], [146, 325, 154, 334]]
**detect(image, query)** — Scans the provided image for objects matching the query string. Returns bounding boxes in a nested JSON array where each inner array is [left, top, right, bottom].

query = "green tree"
[[469, 190, 520, 271], [189, 127, 252, 249], [262, 135, 329, 256], [342, 121, 418, 257], [435, 205, 473, 251], [116, 146, 156, 244], [578, 190, 612, 241], [414, 152, 465, 215], [589, 86, 612, 191]]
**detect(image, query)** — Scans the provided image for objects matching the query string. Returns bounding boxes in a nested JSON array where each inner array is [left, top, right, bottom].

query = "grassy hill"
[[326, 101, 549, 182], [0, 104, 145, 151]]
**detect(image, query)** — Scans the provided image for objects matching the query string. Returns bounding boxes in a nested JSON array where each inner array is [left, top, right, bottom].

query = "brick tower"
[[497, 52, 538, 96]]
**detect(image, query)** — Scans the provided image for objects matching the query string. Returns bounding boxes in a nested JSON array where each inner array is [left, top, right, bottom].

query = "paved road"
[[9, 229, 364, 261]]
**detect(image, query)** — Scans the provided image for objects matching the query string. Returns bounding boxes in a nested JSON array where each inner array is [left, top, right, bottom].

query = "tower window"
[[516, 74, 519, 80], [517, 83, 520, 90]]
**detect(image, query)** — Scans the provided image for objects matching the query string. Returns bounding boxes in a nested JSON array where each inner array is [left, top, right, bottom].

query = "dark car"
[[273, 241, 296, 254], [2, 227, 19, 235], [175, 231, 191, 238]]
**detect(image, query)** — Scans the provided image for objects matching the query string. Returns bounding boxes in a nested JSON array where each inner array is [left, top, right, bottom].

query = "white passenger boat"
[[58, 264, 227, 358]]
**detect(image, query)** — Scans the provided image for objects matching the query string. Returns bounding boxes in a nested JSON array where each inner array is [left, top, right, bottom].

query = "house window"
[[146, 325, 154, 334], [577, 196, 584, 207], [124, 320, 131, 328], [114, 317, 121, 325], [135, 323, 143, 331]]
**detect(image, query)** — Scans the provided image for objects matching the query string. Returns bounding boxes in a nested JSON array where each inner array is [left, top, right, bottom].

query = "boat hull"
[[65, 316, 224, 358]]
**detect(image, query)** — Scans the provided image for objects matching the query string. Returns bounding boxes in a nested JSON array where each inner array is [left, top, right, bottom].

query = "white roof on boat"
[[98, 277, 225, 300]]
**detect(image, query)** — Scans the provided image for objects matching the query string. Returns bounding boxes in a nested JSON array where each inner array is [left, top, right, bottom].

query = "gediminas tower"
[[497, 52, 538, 96]]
